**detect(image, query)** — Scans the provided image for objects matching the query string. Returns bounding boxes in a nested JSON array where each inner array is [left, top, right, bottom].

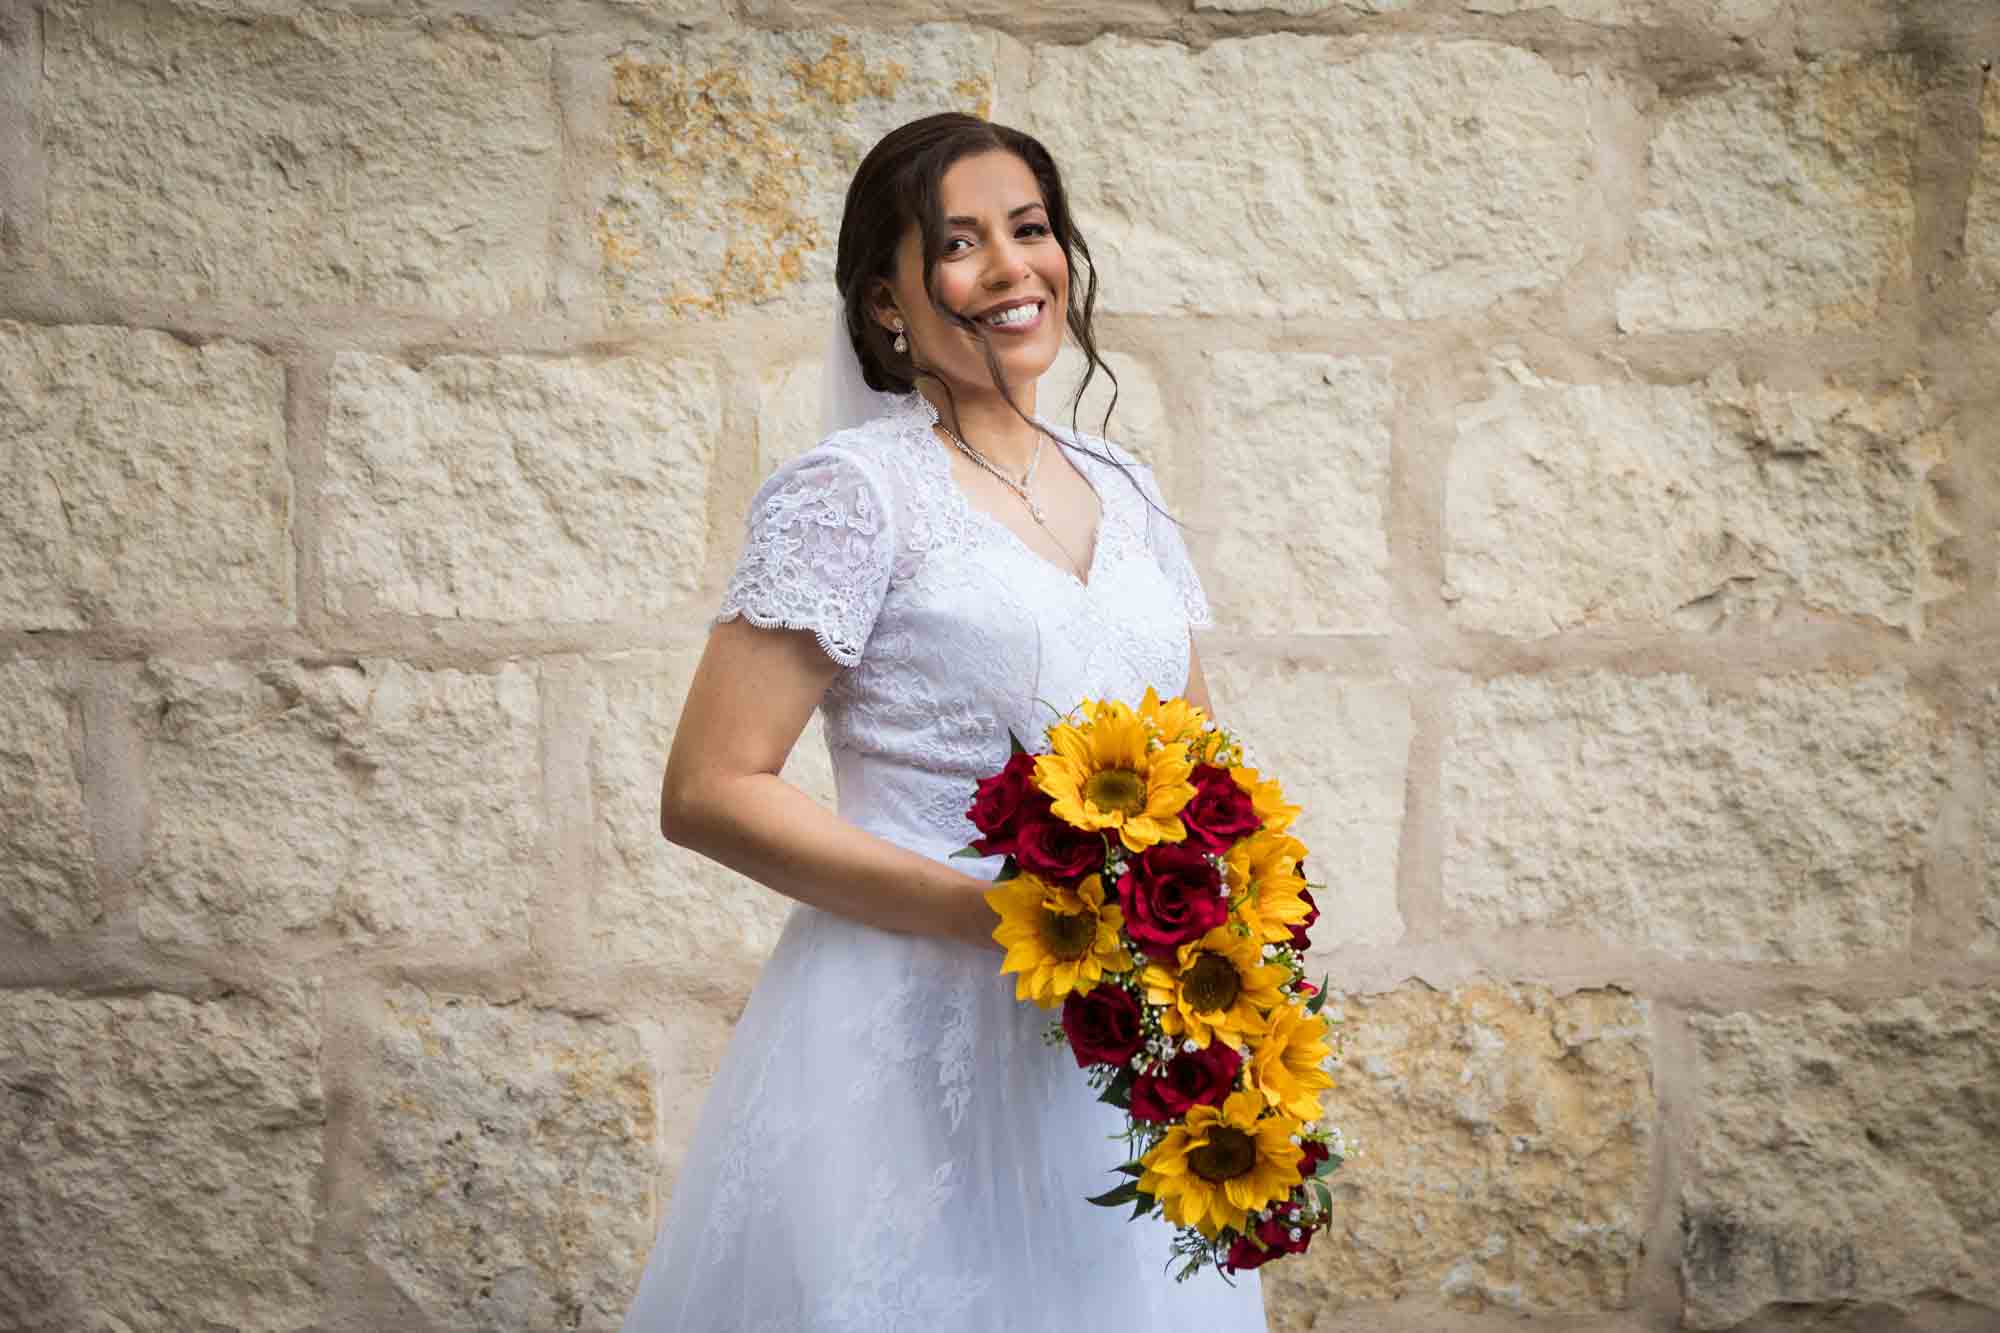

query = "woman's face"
[[871, 149, 1069, 407]]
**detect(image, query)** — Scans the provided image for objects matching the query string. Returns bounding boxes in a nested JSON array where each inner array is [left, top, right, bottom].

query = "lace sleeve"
[[712, 445, 895, 668], [1135, 462, 1214, 631]]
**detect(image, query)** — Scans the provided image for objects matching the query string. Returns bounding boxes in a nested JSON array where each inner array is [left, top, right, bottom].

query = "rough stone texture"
[[43, 0, 559, 314], [1617, 55, 1918, 333], [0, 322, 291, 631], [1202, 657, 1410, 951], [1683, 990, 2000, 1328], [141, 0, 719, 28], [1447, 361, 1954, 638], [1203, 352, 1395, 635], [364, 983, 656, 1332], [0, 659, 98, 937], [0, 982, 324, 1333], [1983, 686, 2000, 955], [133, 658, 543, 950], [1444, 672, 1947, 962], [754, 356, 827, 478], [586, 650, 834, 981], [1969, 75, 2000, 304], [1262, 980, 1653, 1326], [322, 352, 719, 622], [1026, 37, 1594, 318], [1463, 0, 1780, 28], [598, 27, 995, 320], [1197, 0, 1408, 14], [1043, 343, 1171, 481]]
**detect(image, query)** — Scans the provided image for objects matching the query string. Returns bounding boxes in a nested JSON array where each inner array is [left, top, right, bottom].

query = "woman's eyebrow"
[[945, 202, 1048, 226]]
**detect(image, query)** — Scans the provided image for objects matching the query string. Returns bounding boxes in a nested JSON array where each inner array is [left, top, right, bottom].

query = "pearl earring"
[[891, 320, 907, 354]]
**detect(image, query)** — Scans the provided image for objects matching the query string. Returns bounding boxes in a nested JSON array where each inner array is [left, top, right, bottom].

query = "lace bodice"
[[714, 390, 1212, 861]]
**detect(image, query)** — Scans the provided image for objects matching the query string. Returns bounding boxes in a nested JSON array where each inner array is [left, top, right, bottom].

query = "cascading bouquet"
[[956, 686, 1349, 1280]]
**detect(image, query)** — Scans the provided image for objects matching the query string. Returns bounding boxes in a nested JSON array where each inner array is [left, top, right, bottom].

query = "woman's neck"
[[917, 379, 1045, 476]]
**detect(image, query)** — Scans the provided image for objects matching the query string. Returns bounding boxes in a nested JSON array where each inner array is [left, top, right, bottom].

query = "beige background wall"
[[1, 0, 1996, 1330]]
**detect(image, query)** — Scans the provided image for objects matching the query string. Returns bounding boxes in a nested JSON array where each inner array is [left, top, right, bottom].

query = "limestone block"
[[0, 322, 291, 631], [133, 658, 543, 950], [585, 649, 834, 982], [1201, 657, 1410, 951], [1197, 0, 1408, 13], [1463, 0, 1780, 28], [322, 352, 718, 622], [1043, 344, 1169, 470], [1968, 75, 2000, 302], [0, 982, 324, 1332], [1447, 362, 1954, 638], [1203, 352, 1395, 635], [1262, 980, 1653, 1326], [597, 27, 996, 319], [43, 0, 559, 313], [1983, 686, 2000, 954], [0, 659, 98, 936], [755, 358, 827, 478], [148, 0, 718, 28], [1616, 55, 1917, 333], [364, 983, 656, 1331], [1683, 990, 2000, 1327], [1444, 672, 1946, 961], [1025, 37, 1594, 318]]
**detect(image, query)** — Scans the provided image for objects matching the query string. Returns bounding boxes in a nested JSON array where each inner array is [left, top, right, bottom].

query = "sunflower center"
[[1040, 907, 1096, 961], [1188, 1127, 1257, 1183], [1083, 768, 1146, 816], [1183, 953, 1241, 1013]]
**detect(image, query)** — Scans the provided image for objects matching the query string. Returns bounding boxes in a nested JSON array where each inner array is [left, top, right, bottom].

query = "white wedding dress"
[[617, 389, 1268, 1331]]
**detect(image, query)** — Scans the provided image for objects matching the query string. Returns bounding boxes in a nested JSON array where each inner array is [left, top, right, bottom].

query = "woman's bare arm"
[[660, 616, 1001, 953]]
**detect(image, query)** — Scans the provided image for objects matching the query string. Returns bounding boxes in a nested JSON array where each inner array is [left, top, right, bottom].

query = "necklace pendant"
[[1027, 500, 1045, 523]]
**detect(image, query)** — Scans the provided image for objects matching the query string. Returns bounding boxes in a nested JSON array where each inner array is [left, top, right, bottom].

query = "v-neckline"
[[904, 395, 1106, 591]]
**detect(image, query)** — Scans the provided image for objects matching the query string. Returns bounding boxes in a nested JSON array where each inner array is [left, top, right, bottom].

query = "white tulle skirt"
[[617, 884, 1268, 1331]]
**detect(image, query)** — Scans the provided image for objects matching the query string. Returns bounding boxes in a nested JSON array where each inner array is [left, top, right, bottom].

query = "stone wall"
[[1, 0, 1995, 1330]]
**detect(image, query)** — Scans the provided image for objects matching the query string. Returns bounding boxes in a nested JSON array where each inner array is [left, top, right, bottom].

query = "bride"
[[616, 111, 1268, 1330]]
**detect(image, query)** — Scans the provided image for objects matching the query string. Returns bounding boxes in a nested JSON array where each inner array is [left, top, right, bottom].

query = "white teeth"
[[984, 302, 1039, 327]]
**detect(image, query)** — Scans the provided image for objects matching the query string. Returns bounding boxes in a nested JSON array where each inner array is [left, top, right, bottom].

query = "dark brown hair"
[[834, 112, 1170, 521]]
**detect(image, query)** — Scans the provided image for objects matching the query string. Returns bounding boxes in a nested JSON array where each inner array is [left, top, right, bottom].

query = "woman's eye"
[[1020, 223, 1051, 237]]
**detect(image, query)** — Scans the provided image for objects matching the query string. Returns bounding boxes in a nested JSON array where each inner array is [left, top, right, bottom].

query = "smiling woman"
[[615, 112, 1247, 1333]]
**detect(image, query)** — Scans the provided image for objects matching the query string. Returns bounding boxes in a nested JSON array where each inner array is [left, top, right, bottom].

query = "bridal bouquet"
[[956, 687, 1348, 1280]]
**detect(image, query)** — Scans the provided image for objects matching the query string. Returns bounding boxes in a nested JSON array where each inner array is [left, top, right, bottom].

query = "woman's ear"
[[866, 278, 901, 335]]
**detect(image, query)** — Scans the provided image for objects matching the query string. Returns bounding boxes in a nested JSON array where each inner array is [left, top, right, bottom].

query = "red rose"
[[967, 752, 1039, 856], [1288, 868, 1320, 948], [1129, 1040, 1242, 1123], [1180, 763, 1262, 854], [1298, 1138, 1330, 1177], [1223, 1202, 1313, 1272], [1014, 806, 1104, 883], [1059, 984, 1143, 1070], [1117, 843, 1229, 961]]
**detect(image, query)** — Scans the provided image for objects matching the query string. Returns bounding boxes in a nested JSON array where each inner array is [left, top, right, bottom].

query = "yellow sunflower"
[[1138, 684, 1210, 751], [987, 872, 1133, 1008], [1225, 828, 1314, 945], [1230, 764, 1301, 835], [1246, 1002, 1336, 1123], [1034, 698, 1196, 853], [1139, 1089, 1306, 1239], [1141, 927, 1287, 1051]]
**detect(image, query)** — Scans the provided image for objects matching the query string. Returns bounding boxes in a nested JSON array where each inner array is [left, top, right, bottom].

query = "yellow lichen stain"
[[954, 75, 992, 121], [599, 36, 928, 317], [785, 35, 906, 106]]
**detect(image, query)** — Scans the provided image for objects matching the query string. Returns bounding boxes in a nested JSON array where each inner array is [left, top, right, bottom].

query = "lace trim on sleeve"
[[713, 445, 896, 668]]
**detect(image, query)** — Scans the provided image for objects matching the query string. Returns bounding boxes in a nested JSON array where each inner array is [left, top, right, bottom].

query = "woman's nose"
[[984, 236, 1032, 286]]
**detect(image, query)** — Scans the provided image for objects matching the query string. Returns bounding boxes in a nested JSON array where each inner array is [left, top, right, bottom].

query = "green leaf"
[[1115, 1161, 1146, 1178], [1008, 728, 1029, 756], [1306, 973, 1330, 1015], [948, 845, 990, 860], [1086, 1180, 1140, 1208], [1128, 1192, 1155, 1221], [1314, 1150, 1341, 1179], [1309, 1179, 1334, 1216]]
